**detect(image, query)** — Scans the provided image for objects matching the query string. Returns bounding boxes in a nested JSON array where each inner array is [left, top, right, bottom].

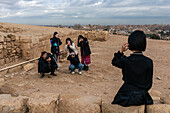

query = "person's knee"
[[79, 63, 84, 69], [69, 64, 75, 70]]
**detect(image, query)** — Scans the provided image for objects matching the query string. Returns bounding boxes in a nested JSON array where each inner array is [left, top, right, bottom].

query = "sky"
[[0, 0, 170, 25]]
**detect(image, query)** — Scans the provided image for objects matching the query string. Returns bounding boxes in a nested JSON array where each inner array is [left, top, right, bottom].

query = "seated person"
[[111, 30, 153, 107], [38, 51, 58, 78], [67, 52, 83, 75]]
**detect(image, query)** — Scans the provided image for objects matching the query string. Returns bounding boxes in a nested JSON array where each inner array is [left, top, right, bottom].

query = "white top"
[[64, 42, 78, 57]]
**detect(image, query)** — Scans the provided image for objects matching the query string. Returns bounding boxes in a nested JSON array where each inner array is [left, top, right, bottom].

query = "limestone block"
[[147, 104, 170, 113], [27, 93, 60, 113], [58, 95, 102, 113], [0, 35, 4, 42], [23, 63, 35, 72], [0, 94, 28, 113], [102, 103, 145, 113]]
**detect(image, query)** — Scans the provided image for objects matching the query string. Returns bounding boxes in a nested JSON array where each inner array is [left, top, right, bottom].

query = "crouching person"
[[38, 51, 58, 78], [67, 52, 83, 75]]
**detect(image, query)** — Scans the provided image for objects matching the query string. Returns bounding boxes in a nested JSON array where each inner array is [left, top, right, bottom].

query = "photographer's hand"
[[120, 43, 129, 53]]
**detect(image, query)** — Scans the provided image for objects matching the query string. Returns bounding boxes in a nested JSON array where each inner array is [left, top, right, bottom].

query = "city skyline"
[[0, 0, 170, 25]]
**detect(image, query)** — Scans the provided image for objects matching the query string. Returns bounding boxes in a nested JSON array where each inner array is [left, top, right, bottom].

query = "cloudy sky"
[[0, 0, 170, 25]]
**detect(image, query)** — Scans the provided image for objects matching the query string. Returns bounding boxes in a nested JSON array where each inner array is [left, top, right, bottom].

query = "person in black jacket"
[[67, 52, 84, 75], [77, 35, 91, 71], [50, 32, 62, 66], [111, 30, 153, 107], [38, 51, 58, 78]]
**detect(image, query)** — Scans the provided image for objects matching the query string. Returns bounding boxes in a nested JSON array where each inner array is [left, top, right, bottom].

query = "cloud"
[[0, 0, 170, 24]]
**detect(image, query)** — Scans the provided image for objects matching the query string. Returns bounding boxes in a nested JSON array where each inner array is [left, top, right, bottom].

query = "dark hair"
[[41, 51, 47, 57], [46, 53, 51, 59], [128, 30, 146, 52], [53, 32, 58, 37], [78, 35, 84, 44], [66, 38, 73, 45]]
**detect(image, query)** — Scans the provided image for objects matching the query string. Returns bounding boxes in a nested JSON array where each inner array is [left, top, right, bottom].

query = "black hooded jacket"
[[50, 37, 62, 54], [38, 55, 58, 73], [77, 38, 91, 56]]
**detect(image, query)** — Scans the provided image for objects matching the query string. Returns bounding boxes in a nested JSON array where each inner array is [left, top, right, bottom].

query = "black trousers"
[[53, 53, 58, 62], [41, 65, 57, 74]]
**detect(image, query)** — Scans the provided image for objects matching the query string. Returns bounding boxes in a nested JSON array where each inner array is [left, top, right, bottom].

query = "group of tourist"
[[38, 32, 91, 78], [38, 30, 153, 107]]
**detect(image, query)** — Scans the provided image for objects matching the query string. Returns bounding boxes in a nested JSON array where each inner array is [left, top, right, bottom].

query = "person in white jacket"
[[64, 38, 78, 57]]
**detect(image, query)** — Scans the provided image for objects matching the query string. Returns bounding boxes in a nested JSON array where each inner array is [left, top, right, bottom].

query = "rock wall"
[[0, 34, 21, 65], [22, 30, 109, 60], [0, 93, 169, 113]]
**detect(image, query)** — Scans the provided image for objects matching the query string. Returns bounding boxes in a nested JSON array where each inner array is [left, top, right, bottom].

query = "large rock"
[[146, 104, 170, 113], [160, 94, 170, 104], [27, 93, 60, 113], [0, 35, 4, 42], [0, 94, 28, 113], [150, 90, 162, 97], [0, 84, 16, 95], [102, 103, 145, 113], [23, 63, 35, 72], [58, 95, 102, 113]]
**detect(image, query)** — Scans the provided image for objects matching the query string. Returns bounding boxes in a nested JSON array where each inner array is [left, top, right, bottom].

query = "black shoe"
[[51, 73, 57, 76], [85, 66, 89, 71], [40, 74, 45, 78], [83, 65, 86, 70]]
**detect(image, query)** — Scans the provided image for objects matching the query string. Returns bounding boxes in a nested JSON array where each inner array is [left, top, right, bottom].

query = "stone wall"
[[0, 34, 21, 65], [21, 30, 109, 60], [0, 93, 169, 113]]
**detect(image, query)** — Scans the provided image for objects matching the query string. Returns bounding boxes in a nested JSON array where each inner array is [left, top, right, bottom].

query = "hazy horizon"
[[0, 0, 170, 25]]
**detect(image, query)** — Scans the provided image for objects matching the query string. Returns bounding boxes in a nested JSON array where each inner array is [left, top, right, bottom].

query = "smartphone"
[[68, 41, 71, 44]]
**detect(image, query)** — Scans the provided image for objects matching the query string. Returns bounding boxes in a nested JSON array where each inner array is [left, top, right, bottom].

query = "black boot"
[[83, 64, 86, 70], [85, 66, 89, 71], [51, 72, 57, 76], [40, 73, 45, 78]]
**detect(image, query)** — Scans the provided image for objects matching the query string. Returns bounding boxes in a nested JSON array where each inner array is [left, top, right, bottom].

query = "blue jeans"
[[69, 63, 84, 72]]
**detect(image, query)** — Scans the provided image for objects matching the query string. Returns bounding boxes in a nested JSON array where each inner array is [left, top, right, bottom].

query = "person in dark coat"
[[38, 51, 58, 78], [77, 35, 91, 71], [67, 52, 84, 75], [50, 32, 62, 66], [111, 30, 153, 107]]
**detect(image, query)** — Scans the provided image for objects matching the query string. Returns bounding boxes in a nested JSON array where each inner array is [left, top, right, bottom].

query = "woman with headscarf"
[[77, 35, 91, 71], [50, 32, 62, 68]]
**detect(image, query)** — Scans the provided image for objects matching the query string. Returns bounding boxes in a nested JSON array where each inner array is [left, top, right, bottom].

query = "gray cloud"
[[0, 0, 169, 25]]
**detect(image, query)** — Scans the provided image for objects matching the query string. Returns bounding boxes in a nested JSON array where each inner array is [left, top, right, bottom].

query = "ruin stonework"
[[0, 34, 21, 65]]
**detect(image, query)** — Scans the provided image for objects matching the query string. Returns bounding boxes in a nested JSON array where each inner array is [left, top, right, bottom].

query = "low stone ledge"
[[27, 93, 60, 113], [146, 104, 170, 113], [0, 94, 28, 113], [102, 103, 145, 113], [58, 95, 102, 113]]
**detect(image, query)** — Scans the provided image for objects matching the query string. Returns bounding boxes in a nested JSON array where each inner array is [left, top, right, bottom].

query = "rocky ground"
[[1, 34, 170, 105]]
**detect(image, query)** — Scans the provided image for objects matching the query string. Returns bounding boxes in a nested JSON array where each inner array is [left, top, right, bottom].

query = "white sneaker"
[[78, 72, 82, 75], [71, 72, 75, 74]]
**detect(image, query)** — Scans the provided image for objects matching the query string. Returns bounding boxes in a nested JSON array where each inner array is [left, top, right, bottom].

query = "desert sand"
[[1, 31, 170, 104]]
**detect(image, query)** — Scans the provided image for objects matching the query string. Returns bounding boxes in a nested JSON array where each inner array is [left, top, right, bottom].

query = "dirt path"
[[2, 35, 170, 104]]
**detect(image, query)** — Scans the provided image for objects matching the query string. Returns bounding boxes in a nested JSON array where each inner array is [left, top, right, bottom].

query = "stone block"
[[59, 95, 102, 113], [102, 103, 145, 113], [0, 94, 28, 113], [27, 93, 60, 113], [147, 104, 170, 113]]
